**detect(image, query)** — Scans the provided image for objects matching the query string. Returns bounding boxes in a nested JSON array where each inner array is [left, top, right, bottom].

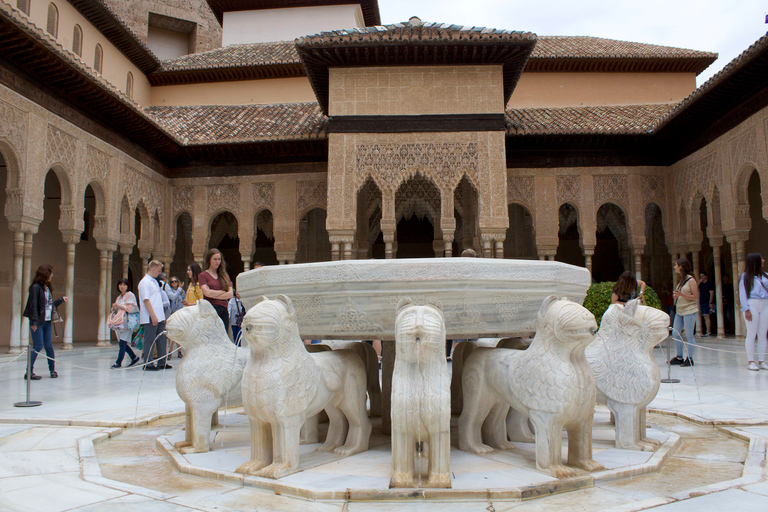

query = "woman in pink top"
[[198, 248, 233, 331]]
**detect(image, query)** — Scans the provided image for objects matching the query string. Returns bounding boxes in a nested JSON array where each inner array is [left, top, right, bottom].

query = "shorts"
[[700, 302, 711, 315]]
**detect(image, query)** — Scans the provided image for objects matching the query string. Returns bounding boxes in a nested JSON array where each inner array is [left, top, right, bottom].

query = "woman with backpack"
[[739, 252, 768, 371]]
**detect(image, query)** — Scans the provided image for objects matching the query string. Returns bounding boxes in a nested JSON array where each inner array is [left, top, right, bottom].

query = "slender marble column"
[[584, 247, 594, 275], [242, 259, 251, 272], [105, 250, 114, 345], [62, 238, 78, 350], [8, 231, 24, 354], [633, 249, 643, 281], [712, 244, 725, 338], [19, 232, 33, 349], [96, 249, 110, 346], [691, 250, 701, 332]]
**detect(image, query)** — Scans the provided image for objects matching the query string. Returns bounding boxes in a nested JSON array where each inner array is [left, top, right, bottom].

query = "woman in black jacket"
[[22, 264, 68, 380]]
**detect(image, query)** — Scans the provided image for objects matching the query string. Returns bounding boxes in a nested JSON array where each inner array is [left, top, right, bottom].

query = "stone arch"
[[555, 202, 584, 266], [83, 179, 106, 217], [297, 208, 331, 263], [253, 208, 277, 265], [745, 170, 768, 256], [594, 202, 629, 282], [734, 162, 761, 205], [453, 175, 479, 255], [505, 202, 536, 259], [356, 177, 382, 259], [395, 173, 441, 258], [46, 163, 73, 207], [678, 200, 689, 242], [0, 138, 22, 190], [208, 210, 243, 279], [644, 202, 671, 299], [171, 211, 193, 281], [119, 195, 132, 235]]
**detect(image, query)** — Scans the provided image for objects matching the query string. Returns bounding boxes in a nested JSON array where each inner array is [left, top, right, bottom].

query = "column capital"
[[7, 216, 41, 234], [61, 229, 82, 245], [708, 236, 724, 248], [95, 238, 119, 253]]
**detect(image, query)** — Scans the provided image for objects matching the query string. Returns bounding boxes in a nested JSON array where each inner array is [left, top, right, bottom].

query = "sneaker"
[[669, 356, 684, 365], [111, 364, 121, 369], [50, 371, 58, 378], [760, 362, 768, 370], [158, 363, 173, 370], [681, 358, 694, 367], [143, 364, 159, 371], [24, 373, 41, 380], [128, 357, 140, 368], [748, 362, 760, 371], [700, 333, 709, 338]]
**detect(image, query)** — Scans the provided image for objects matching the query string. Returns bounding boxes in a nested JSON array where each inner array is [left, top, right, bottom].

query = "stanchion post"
[[661, 328, 680, 384], [15, 342, 42, 407]]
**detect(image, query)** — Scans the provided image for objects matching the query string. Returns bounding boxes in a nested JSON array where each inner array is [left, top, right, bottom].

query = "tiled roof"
[[531, 36, 715, 60], [159, 41, 300, 71], [653, 31, 768, 132], [506, 104, 675, 135], [144, 103, 327, 144]]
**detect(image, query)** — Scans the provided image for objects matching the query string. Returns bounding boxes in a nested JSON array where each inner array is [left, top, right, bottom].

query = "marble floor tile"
[[0, 447, 80, 477], [0, 472, 127, 512], [648, 488, 768, 511]]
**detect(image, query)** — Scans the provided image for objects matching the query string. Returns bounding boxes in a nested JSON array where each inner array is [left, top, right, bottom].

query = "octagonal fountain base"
[[157, 406, 679, 502]]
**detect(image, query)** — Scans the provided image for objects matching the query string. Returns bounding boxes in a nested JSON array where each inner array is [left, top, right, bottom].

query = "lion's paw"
[[390, 474, 416, 488], [173, 440, 192, 450], [639, 438, 661, 451], [463, 442, 495, 454], [317, 441, 341, 453], [235, 461, 267, 475], [549, 464, 577, 479], [426, 473, 451, 488], [576, 459, 604, 472], [179, 444, 208, 454], [254, 462, 294, 479], [493, 439, 517, 451]]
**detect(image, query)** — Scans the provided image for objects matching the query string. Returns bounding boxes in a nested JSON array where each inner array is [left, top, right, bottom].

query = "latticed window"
[[72, 25, 83, 57], [126, 72, 133, 99], [46, 3, 58, 38], [16, 0, 31, 16], [94, 44, 103, 73]]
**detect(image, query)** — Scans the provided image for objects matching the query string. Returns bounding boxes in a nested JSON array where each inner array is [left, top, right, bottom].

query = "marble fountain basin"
[[236, 258, 592, 339]]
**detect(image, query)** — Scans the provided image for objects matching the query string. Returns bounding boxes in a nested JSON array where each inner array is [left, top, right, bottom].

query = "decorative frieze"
[[207, 184, 239, 218], [641, 175, 665, 205], [253, 182, 275, 211], [556, 175, 580, 205], [508, 176, 535, 208], [594, 175, 629, 206], [172, 187, 194, 217], [297, 180, 327, 214]]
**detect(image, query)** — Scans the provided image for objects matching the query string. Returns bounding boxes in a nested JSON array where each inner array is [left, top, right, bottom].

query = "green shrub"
[[583, 281, 662, 327]]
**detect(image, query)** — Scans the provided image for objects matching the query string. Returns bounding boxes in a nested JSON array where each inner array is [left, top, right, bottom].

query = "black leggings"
[[213, 304, 230, 333]]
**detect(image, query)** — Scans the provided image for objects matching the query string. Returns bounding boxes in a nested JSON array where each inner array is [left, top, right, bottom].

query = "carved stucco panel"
[[0, 99, 28, 182], [556, 175, 580, 205], [207, 184, 240, 219], [173, 186, 194, 218], [355, 142, 480, 195], [673, 152, 718, 209], [123, 164, 162, 216], [730, 128, 758, 172], [297, 180, 327, 215], [594, 175, 629, 207], [641, 175, 666, 205], [253, 182, 275, 212], [46, 125, 78, 172], [84, 145, 110, 190], [508, 176, 534, 209]]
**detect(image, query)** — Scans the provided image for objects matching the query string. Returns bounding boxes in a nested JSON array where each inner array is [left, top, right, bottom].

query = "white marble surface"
[[237, 259, 592, 338], [0, 335, 766, 511]]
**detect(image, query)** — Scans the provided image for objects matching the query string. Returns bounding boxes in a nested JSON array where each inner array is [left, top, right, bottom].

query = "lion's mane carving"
[[235, 295, 371, 479], [166, 299, 248, 454], [586, 300, 669, 451], [459, 296, 604, 478], [390, 298, 451, 488]]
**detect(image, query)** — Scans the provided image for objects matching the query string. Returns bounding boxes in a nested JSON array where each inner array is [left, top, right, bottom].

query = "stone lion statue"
[[586, 299, 669, 451], [235, 295, 371, 479], [459, 296, 604, 478], [166, 299, 248, 454], [390, 298, 451, 488], [320, 340, 382, 417]]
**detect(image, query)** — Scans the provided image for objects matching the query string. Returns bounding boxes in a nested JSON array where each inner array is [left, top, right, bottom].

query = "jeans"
[[213, 305, 229, 334], [231, 325, 242, 346], [116, 340, 137, 365], [141, 320, 167, 367], [744, 298, 768, 362], [30, 321, 54, 372], [672, 312, 697, 359]]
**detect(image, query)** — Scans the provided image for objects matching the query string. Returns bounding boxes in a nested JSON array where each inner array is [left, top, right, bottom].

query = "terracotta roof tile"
[[159, 41, 300, 71], [506, 104, 676, 135], [144, 103, 327, 144], [531, 36, 716, 60]]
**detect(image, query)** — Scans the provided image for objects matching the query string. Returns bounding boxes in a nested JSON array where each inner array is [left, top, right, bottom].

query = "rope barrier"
[[0, 349, 28, 371]]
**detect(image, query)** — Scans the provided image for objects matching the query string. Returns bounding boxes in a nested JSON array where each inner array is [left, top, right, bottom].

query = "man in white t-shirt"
[[138, 260, 170, 371]]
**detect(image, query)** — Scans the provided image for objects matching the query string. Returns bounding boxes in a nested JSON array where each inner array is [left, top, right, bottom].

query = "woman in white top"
[[671, 258, 699, 367], [739, 252, 768, 371]]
